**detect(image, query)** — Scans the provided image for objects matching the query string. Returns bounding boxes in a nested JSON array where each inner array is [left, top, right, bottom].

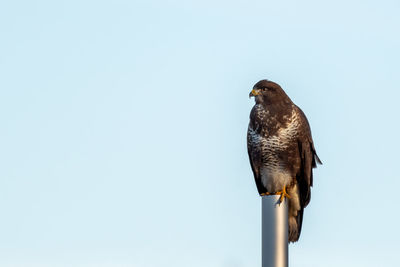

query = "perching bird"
[[247, 79, 322, 242]]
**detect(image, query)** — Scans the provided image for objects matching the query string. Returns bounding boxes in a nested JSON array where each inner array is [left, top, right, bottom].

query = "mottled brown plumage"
[[247, 79, 322, 242]]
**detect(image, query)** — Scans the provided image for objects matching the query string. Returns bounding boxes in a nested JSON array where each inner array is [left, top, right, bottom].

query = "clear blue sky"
[[1, 0, 399, 266]]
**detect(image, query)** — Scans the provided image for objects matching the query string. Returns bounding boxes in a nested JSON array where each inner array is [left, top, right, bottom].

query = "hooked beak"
[[249, 89, 261, 98]]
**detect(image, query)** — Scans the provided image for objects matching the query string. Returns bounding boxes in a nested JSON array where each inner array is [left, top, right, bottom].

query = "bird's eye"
[[262, 87, 268, 91]]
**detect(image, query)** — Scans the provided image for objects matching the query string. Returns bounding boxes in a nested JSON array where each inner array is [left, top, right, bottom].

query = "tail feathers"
[[288, 208, 304, 243]]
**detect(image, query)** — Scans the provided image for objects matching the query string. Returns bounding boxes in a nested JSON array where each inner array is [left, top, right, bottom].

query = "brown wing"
[[295, 106, 322, 208], [290, 106, 322, 241], [247, 107, 266, 195]]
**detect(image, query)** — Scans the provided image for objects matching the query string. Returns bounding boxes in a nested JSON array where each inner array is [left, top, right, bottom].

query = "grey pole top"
[[262, 195, 288, 267]]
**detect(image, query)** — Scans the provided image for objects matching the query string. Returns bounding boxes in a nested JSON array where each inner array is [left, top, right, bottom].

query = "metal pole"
[[262, 195, 288, 267]]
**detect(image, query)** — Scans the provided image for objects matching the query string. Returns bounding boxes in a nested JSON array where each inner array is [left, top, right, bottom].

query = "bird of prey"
[[247, 79, 322, 242]]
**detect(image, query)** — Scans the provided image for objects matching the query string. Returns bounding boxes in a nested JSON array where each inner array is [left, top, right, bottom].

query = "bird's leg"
[[260, 186, 291, 203], [275, 185, 291, 203]]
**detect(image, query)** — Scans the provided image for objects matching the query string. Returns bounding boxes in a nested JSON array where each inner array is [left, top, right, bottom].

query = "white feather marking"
[[254, 108, 301, 192], [260, 168, 292, 193]]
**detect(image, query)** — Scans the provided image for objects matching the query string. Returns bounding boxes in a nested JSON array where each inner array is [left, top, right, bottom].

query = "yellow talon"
[[276, 185, 291, 203], [260, 186, 291, 203]]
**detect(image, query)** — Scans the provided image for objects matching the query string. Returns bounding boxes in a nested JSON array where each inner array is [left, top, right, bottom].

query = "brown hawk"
[[247, 79, 322, 242]]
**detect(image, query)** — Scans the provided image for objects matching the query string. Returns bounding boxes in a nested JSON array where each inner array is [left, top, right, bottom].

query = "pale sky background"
[[1, 0, 400, 266]]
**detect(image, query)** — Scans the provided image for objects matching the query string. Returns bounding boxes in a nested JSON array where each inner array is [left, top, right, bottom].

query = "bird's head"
[[249, 79, 290, 105]]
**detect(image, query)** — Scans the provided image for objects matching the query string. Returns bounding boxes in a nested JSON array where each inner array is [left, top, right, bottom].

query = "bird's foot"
[[275, 185, 291, 204], [260, 186, 291, 204]]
